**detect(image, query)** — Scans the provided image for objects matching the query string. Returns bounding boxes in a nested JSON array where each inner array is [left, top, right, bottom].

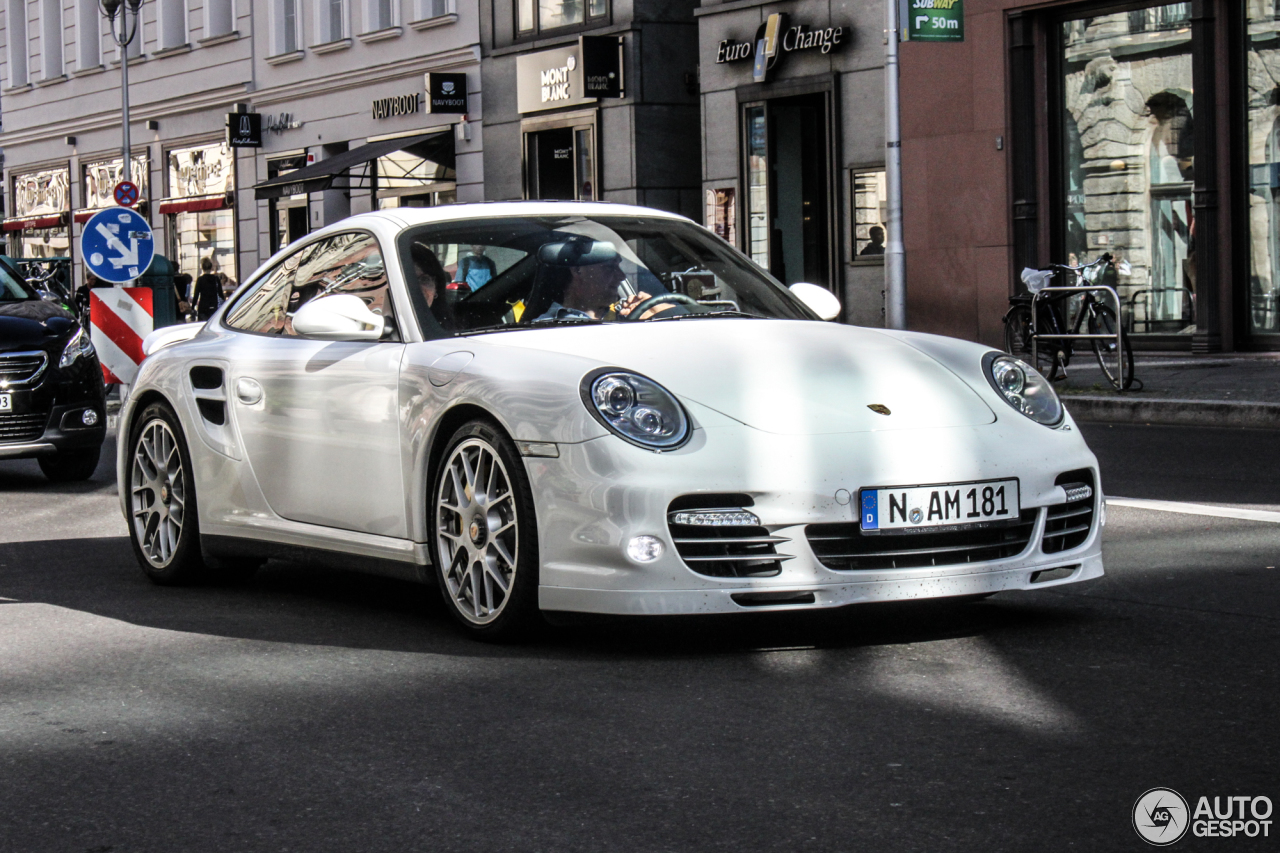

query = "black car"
[[0, 255, 106, 481]]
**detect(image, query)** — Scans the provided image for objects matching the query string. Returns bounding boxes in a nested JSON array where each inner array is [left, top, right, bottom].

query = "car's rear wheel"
[[38, 447, 100, 482], [127, 402, 205, 585], [431, 420, 540, 641]]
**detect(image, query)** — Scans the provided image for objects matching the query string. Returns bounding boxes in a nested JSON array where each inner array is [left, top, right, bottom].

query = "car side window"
[[223, 253, 299, 335], [281, 233, 395, 338]]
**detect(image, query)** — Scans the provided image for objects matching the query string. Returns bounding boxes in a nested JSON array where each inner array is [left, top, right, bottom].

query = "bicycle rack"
[[1029, 284, 1127, 389]]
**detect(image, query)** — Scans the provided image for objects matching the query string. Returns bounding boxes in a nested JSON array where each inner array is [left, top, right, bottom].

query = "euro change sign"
[[903, 0, 964, 42], [82, 207, 155, 284]]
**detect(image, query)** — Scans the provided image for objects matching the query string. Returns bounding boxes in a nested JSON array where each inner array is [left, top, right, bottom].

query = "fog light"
[[626, 535, 665, 563], [81, 409, 99, 426]]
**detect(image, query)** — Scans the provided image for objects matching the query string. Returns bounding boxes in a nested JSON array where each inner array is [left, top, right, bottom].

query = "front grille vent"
[[1042, 470, 1097, 554], [0, 352, 49, 387], [0, 413, 47, 444], [807, 511, 1038, 571], [667, 495, 789, 578]]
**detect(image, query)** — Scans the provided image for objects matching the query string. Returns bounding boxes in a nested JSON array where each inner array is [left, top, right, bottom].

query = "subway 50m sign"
[[903, 0, 964, 42]]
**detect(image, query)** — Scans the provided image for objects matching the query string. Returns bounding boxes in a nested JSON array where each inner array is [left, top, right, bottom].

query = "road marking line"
[[1107, 497, 1280, 524]]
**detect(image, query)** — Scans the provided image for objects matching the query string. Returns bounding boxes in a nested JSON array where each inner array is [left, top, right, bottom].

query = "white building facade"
[[0, 0, 482, 287]]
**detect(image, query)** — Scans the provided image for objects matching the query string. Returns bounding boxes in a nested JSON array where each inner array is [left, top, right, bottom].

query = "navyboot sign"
[[714, 13, 849, 83]]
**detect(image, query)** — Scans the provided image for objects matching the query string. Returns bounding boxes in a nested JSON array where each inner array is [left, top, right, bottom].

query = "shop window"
[[850, 169, 887, 262], [517, 0, 607, 37], [1059, 5, 1194, 336], [206, 0, 236, 38], [268, 154, 311, 254], [42, 0, 64, 80], [157, 0, 187, 49], [374, 138, 457, 208], [1247, 1, 1280, 334], [705, 188, 736, 245], [316, 0, 347, 43], [7, 0, 29, 86], [6, 167, 71, 259], [76, 0, 100, 69], [365, 0, 397, 32]]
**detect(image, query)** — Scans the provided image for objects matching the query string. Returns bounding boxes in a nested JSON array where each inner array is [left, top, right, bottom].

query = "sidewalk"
[[1056, 352, 1280, 427]]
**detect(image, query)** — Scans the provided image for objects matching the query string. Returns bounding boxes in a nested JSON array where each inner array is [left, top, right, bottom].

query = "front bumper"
[[528, 409, 1105, 615], [0, 402, 107, 459]]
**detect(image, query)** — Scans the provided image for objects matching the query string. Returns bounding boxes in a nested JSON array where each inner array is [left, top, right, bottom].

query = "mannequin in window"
[[860, 226, 886, 256]]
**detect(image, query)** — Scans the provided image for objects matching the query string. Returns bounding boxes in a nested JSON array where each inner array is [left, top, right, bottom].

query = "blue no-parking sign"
[[81, 207, 155, 284]]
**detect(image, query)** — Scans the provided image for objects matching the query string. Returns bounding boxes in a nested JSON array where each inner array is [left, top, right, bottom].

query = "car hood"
[[0, 300, 77, 349], [481, 319, 996, 435]]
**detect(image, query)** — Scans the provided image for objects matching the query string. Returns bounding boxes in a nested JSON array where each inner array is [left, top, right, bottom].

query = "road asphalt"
[[0, 425, 1276, 852]]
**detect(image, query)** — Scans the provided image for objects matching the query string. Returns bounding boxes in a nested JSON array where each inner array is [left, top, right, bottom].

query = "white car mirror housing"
[[789, 282, 841, 321], [291, 294, 388, 341]]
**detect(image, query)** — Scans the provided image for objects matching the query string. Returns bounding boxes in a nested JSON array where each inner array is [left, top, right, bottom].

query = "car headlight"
[[581, 369, 690, 450], [59, 327, 95, 369], [982, 352, 1064, 426]]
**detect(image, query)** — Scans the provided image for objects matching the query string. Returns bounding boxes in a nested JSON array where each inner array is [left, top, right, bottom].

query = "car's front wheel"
[[431, 419, 540, 641], [127, 402, 204, 585]]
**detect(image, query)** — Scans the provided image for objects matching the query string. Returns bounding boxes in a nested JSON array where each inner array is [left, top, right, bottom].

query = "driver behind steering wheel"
[[534, 239, 682, 322]]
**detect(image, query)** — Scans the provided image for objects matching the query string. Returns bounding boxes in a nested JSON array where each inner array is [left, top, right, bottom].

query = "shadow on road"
[[0, 533, 1091, 659]]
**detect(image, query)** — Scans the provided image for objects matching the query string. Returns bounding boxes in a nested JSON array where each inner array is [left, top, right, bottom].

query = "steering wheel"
[[619, 292, 699, 321]]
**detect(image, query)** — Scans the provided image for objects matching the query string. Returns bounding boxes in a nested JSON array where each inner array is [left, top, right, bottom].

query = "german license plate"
[[860, 479, 1020, 531], [0, 393, 10, 412]]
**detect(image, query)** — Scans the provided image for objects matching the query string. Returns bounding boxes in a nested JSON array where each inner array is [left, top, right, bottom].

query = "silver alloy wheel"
[[435, 437, 519, 624], [130, 418, 187, 567]]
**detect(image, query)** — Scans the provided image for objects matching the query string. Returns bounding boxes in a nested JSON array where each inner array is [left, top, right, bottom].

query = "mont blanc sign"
[[516, 37, 624, 114]]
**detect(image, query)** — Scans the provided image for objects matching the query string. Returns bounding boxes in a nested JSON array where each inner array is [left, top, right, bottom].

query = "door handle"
[[235, 377, 263, 405]]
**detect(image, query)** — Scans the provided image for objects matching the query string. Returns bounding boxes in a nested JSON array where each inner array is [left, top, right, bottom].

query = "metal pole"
[[119, 7, 131, 183], [884, 0, 906, 330]]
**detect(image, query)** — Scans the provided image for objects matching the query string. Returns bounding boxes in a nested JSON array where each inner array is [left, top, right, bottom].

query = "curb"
[[1065, 395, 1280, 428]]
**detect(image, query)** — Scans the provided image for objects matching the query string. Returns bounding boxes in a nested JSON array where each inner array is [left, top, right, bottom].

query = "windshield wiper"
[[649, 309, 761, 321], [454, 317, 605, 336]]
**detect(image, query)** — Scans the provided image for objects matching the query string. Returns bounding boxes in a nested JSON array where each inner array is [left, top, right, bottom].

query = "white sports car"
[[119, 202, 1103, 639]]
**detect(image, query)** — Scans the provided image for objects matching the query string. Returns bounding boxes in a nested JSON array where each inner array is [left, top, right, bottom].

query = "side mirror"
[[789, 282, 841, 321], [291, 294, 388, 341]]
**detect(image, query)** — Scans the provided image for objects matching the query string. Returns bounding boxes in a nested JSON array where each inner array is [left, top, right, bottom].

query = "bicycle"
[[1002, 253, 1136, 391]]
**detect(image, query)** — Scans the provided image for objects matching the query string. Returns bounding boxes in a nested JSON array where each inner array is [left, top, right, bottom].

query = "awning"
[[252, 130, 455, 200], [2, 213, 68, 231], [157, 194, 230, 215], [74, 203, 149, 224]]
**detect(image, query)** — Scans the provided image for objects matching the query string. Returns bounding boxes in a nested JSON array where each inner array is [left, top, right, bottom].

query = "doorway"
[[741, 92, 833, 287], [524, 121, 596, 201]]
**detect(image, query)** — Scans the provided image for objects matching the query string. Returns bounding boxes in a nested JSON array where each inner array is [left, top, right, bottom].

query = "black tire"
[[1003, 304, 1060, 380], [1088, 303, 1135, 390], [38, 447, 100, 482], [430, 419, 541, 641], [126, 401, 206, 585]]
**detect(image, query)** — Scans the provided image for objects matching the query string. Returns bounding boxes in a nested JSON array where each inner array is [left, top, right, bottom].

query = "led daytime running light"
[[668, 509, 760, 527]]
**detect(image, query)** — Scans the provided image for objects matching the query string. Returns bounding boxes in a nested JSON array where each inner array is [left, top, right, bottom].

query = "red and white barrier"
[[89, 287, 154, 385]]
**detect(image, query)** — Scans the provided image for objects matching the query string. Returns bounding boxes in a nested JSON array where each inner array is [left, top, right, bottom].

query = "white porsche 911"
[[119, 202, 1103, 639]]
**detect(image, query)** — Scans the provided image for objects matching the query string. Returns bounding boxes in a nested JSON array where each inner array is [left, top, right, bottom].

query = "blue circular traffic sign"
[[113, 181, 139, 207], [81, 207, 155, 284]]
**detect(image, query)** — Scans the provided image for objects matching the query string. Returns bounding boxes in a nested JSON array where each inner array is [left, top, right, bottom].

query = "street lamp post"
[[100, 0, 144, 185], [884, 0, 906, 330]]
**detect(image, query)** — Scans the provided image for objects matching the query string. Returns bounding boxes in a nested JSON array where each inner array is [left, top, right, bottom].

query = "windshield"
[[396, 215, 816, 338], [0, 258, 36, 303]]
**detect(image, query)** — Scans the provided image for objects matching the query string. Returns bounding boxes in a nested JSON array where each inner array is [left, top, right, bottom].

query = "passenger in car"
[[411, 243, 453, 329]]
